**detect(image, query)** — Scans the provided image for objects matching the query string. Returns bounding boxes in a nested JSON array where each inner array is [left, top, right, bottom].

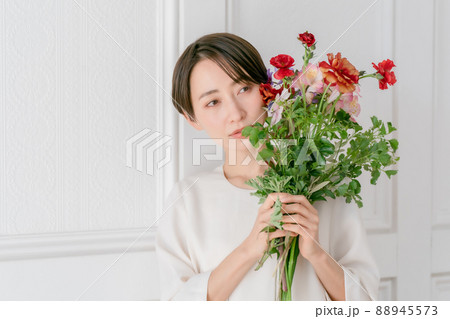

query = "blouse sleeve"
[[324, 197, 381, 301], [155, 182, 213, 301]]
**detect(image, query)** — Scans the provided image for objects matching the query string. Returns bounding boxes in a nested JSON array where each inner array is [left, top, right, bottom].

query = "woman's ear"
[[182, 111, 203, 131]]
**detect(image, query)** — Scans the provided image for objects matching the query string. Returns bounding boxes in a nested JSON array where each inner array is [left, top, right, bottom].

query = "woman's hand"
[[279, 193, 323, 261], [243, 192, 294, 262]]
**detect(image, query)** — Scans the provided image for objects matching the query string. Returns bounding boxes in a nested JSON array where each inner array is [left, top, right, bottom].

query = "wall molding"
[[0, 228, 156, 261], [432, 273, 450, 301], [379, 278, 396, 301], [161, 0, 180, 220], [432, 0, 450, 227]]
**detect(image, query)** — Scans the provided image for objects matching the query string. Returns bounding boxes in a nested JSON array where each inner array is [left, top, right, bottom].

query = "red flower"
[[273, 68, 294, 80], [319, 52, 359, 93], [270, 54, 295, 80], [270, 54, 295, 69], [372, 59, 397, 90], [298, 31, 315, 47], [259, 83, 283, 104]]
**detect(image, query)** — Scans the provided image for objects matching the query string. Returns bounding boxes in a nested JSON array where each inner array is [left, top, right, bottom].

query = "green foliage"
[[245, 88, 400, 217], [252, 31, 399, 301], [246, 67, 399, 288]]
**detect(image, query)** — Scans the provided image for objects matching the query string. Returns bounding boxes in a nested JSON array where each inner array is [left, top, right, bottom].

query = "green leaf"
[[292, 96, 302, 109], [258, 148, 274, 161], [308, 139, 326, 166], [387, 122, 397, 133], [371, 116, 380, 127], [241, 126, 252, 136], [249, 128, 259, 146], [370, 170, 381, 185], [389, 139, 399, 152], [379, 153, 391, 166], [380, 123, 386, 135], [270, 197, 283, 229], [310, 190, 325, 201], [259, 225, 277, 233], [336, 183, 349, 196], [339, 130, 348, 139], [359, 137, 370, 150], [385, 170, 397, 179], [318, 138, 335, 157], [336, 109, 351, 122], [310, 181, 330, 194], [310, 169, 323, 177], [323, 188, 336, 199], [355, 179, 362, 194]]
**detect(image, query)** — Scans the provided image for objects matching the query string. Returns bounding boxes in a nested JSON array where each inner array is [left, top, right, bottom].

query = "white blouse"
[[155, 164, 380, 301]]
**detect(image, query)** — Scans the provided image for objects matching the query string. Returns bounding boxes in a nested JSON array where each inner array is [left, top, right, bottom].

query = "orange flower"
[[259, 83, 283, 105], [319, 53, 359, 93]]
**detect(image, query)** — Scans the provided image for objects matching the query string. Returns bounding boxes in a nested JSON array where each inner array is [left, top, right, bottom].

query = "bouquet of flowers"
[[241, 31, 399, 301]]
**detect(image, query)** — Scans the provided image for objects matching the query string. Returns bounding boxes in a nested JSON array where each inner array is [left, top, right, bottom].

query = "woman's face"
[[185, 58, 267, 152]]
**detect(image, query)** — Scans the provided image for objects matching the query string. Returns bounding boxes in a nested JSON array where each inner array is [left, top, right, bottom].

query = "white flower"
[[276, 89, 291, 102]]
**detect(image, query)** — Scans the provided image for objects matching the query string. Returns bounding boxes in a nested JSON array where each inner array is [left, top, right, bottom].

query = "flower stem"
[[359, 72, 379, 80]]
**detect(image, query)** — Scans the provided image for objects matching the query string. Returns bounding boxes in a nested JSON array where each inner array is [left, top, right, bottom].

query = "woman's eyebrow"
[[198, 81, 241, 101], [198, 89, 218, 101]]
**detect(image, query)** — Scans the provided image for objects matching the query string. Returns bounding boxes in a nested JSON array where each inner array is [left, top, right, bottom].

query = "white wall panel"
[[0, 250, 158, 300], [379, 278, 396, 301], [1, 0, 160, 235], [1, 0, 162, 300], [432, 274, 450, 301], [433, 0, 450, 227]]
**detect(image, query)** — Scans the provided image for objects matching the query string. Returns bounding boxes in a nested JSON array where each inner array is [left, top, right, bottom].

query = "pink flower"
[[337, 91, 361, 121], [327, 85, 340, 103], [267, 100, 284, 125], [327, 86, 361, 122], [292, 63, 324, 104]]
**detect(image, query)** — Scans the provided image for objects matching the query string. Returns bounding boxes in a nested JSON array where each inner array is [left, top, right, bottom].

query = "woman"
[[155, 32, 380, 301]]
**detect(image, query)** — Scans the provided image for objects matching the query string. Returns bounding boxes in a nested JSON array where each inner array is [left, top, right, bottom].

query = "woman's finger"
[[281, 214, 314, 230], [261, 192, 288, 210], [280, 203, 309, 218], [282, 223, 309, 238], [280, 194, 316, 212], [268, 229, 291, 240]]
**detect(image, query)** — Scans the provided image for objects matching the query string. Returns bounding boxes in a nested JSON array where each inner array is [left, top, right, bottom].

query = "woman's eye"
[[240, 86, 250, 93], [206, 99, 218, 107]]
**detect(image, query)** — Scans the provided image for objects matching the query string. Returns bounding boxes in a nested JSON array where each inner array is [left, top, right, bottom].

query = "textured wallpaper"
[[0, 0, 160, 235]]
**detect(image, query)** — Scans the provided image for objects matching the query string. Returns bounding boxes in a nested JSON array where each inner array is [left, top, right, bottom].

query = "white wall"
[[0, 0, 163, 300], [0, 0, 449, 300]]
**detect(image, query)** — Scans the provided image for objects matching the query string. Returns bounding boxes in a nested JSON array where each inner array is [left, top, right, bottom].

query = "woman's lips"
[[230, 130, 245, 138]]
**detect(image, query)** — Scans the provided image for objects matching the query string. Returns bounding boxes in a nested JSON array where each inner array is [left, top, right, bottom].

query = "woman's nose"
[[227, 98, 246, 121]]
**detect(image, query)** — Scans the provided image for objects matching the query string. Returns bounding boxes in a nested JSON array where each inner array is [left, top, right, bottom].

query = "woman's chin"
[[229, 137, 260, 151]]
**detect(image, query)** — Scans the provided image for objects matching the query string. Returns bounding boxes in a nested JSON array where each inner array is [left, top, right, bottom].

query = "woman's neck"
[[223, 138, 271, 188]]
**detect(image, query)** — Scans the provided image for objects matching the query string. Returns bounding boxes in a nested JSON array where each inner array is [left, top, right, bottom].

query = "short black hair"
[[171, 32, 268, 122]]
